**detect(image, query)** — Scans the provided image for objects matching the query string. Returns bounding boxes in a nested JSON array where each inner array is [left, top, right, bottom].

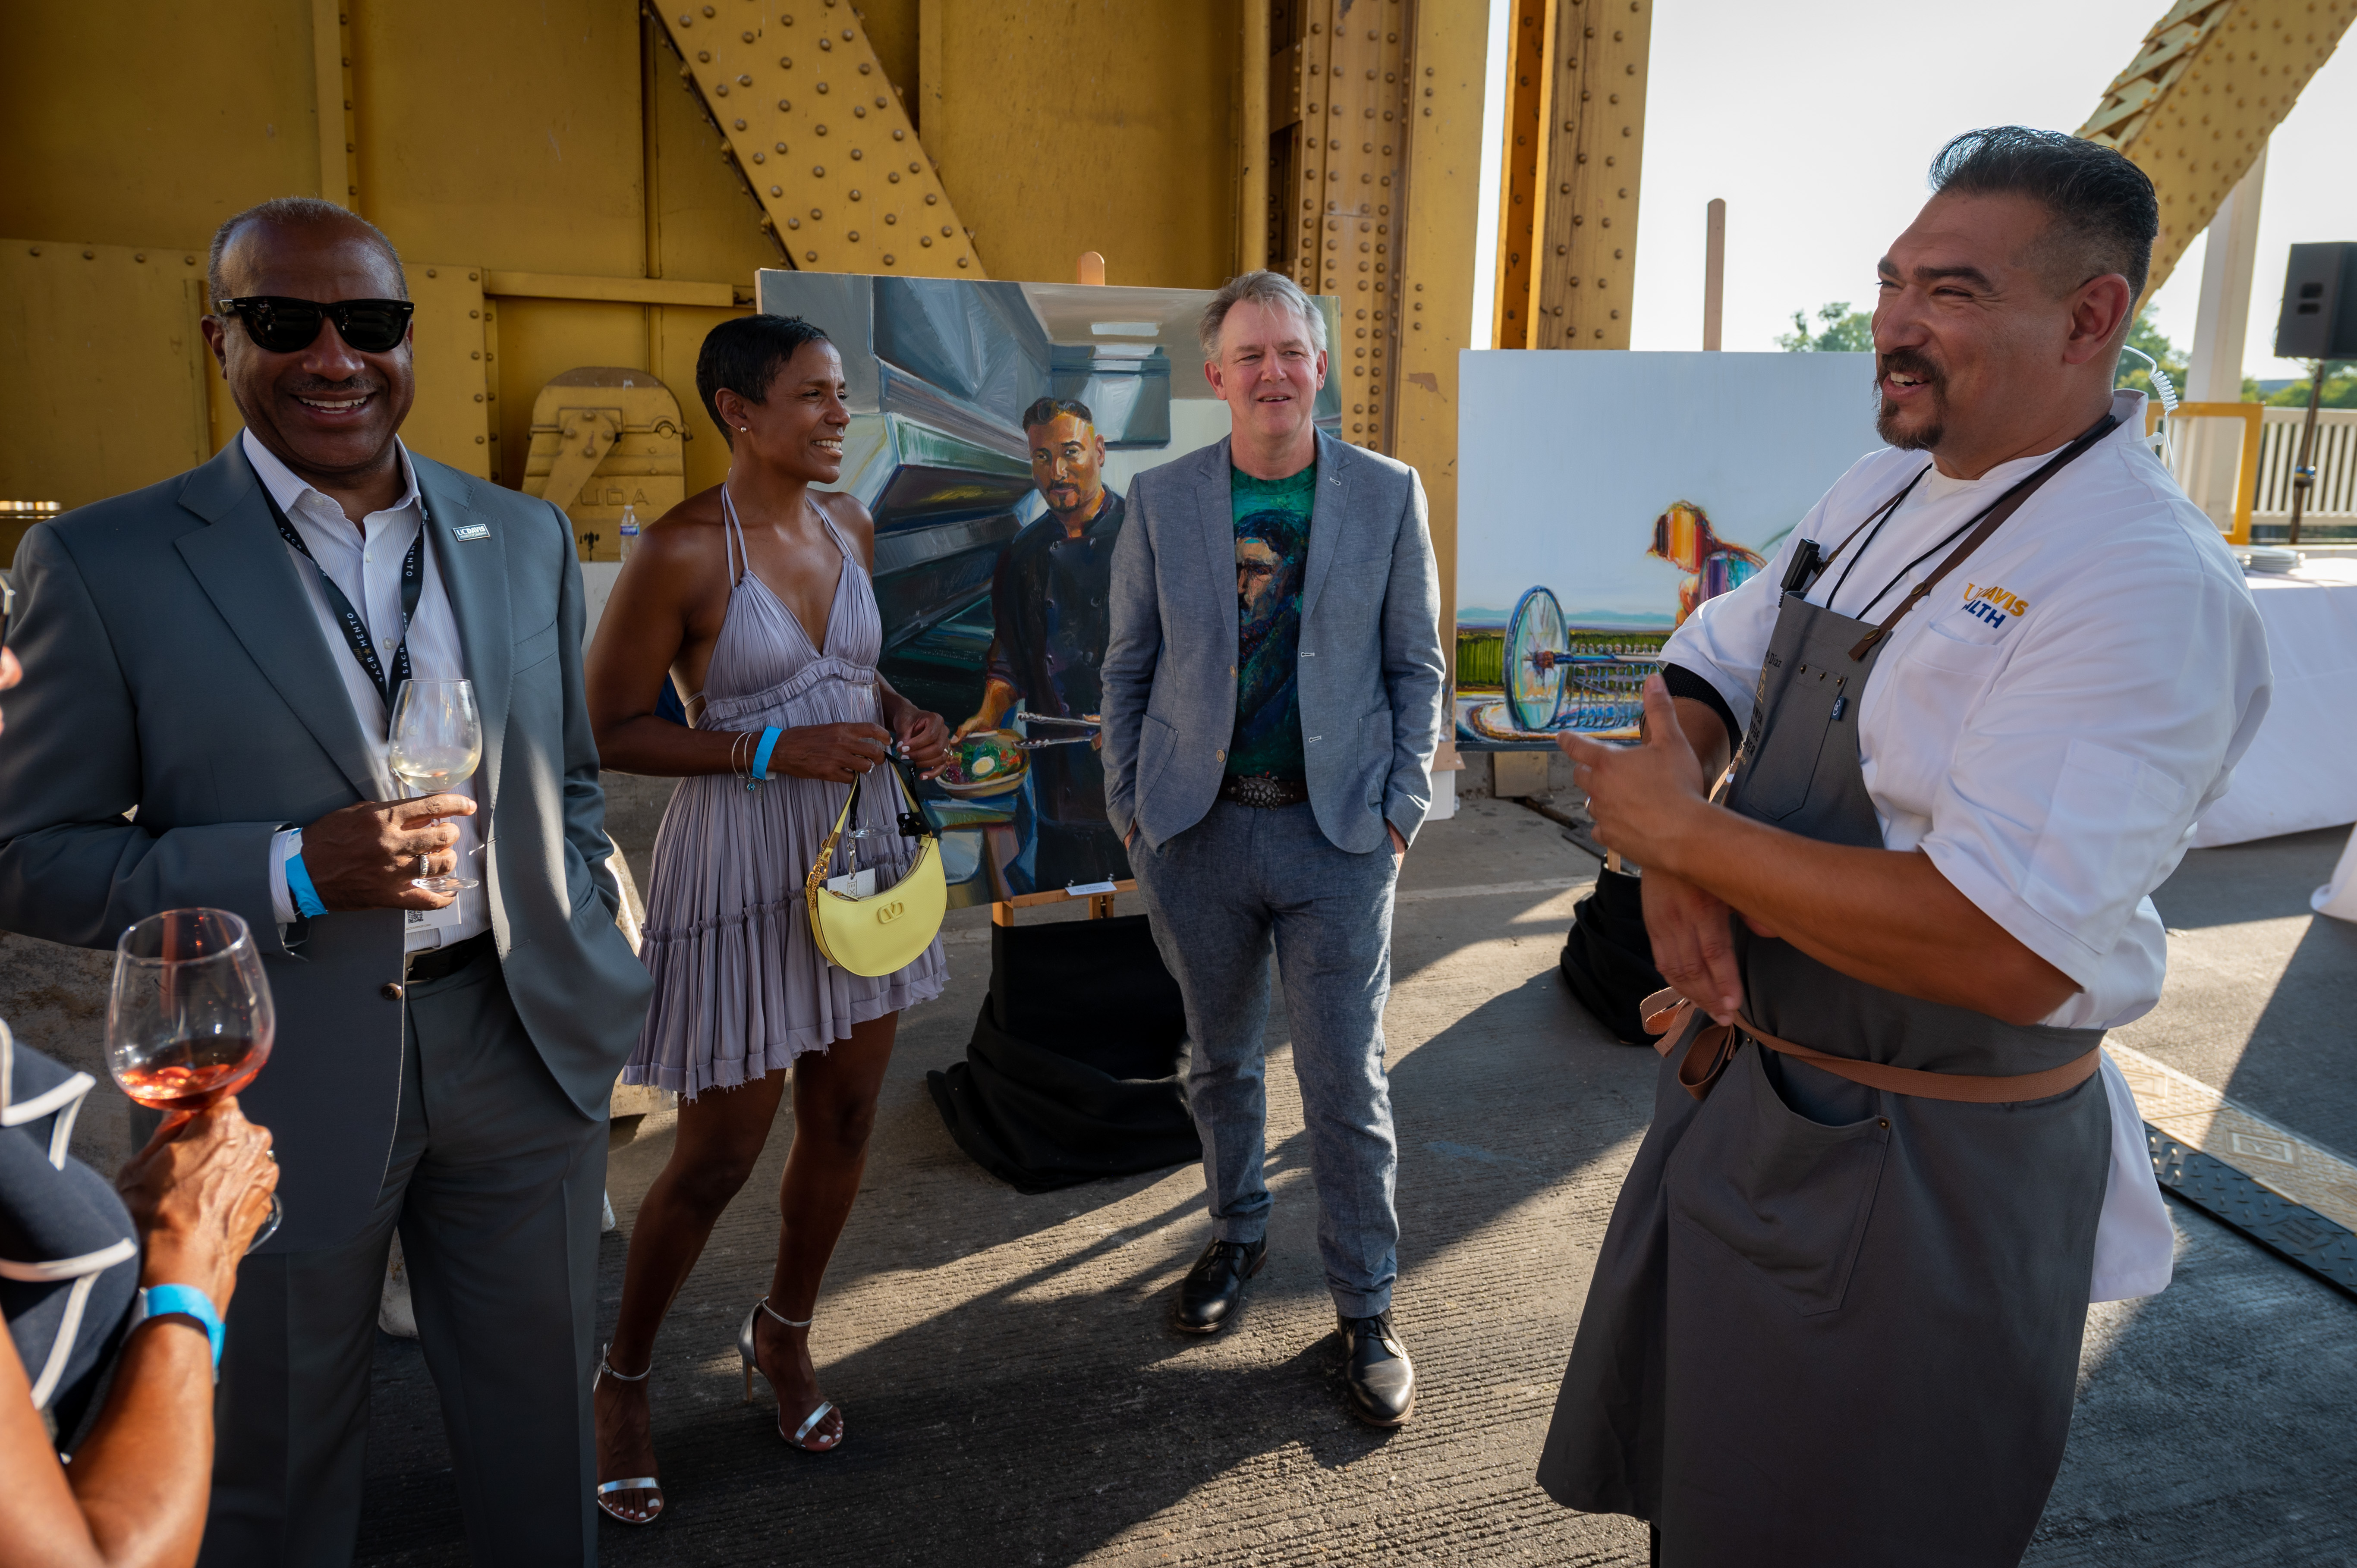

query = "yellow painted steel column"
[[1392, 0, 1494, 728], [2080, 0, 2351, 301], [1279, 0, 1416, 450], [1491, 3, 1545, 349], [1529, 0, 1651, 348], [311, 0, 359, 207], [1240, 0, 1271, 275]]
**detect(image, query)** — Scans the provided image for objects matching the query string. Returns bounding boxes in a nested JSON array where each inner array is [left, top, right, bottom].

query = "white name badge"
[[826, 868, 877, 898], [405, 901, 465, 938]]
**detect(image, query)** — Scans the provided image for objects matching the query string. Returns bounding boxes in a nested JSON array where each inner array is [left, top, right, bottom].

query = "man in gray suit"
[[1101, 270, 1444, 1428], [0, 198, 650, 1564]]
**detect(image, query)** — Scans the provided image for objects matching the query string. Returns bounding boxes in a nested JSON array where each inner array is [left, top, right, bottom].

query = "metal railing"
[[2161, 405, 2355, 542], [2252, 407, 2357, 527]]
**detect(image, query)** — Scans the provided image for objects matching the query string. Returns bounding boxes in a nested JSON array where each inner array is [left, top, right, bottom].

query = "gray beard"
[[1876, 399, 1942, 452]]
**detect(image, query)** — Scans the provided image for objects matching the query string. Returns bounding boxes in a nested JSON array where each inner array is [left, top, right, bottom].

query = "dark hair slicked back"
[[696, 313, 833, 446], [1020, 396, 1095, 433], [1928, 126, 2159, 299]]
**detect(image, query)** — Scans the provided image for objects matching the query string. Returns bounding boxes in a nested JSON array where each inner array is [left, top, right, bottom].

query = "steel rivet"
[[848, 229, 859, 240]]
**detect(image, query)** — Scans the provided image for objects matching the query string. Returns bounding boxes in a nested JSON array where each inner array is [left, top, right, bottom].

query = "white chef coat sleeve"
[[1658, 502, 1824, 733], [1916, 540, 2272, 995]]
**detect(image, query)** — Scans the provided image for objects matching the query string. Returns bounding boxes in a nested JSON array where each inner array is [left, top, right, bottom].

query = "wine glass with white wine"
[[388, 677, 483, 893]]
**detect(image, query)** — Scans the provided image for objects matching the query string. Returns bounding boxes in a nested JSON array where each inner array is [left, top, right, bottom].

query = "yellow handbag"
[[802, 760, 947, 977]]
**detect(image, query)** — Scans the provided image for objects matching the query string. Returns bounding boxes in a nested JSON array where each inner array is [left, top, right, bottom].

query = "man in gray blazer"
[[1101, 270, 1444, 1428], [0, 198, 650, 1564]]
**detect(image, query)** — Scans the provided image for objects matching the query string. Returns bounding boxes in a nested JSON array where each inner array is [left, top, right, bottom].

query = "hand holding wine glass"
[[108, 907, 285, 1249], [116, 1097, 280, 1307], [389, 677, 483, 894]]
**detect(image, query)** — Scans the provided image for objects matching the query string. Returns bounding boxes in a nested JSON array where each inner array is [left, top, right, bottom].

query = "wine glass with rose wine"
[[388, 677, 483, 892], [107, 907, 282, 1250]]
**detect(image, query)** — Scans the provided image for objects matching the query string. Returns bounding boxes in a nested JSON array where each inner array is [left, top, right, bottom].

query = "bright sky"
[[1472, 0, 2357, 383]]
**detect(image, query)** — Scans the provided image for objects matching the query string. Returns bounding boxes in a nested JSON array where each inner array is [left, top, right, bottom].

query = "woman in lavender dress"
[[584, 315, 949, 1523]]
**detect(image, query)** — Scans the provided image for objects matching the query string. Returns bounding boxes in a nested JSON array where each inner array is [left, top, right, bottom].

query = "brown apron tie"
[[1640, 989, 2101, 1106]]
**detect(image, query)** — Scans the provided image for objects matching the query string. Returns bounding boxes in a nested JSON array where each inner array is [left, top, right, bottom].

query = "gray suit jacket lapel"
[[1301, 430, 1353, 623], [415, 465, 512, 813], [173, 443, 382, 802], [1196, 437, 1237, 646]]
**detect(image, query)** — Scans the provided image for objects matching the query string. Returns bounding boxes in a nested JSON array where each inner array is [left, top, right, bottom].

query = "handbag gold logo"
[[875, 901, 906, 925]]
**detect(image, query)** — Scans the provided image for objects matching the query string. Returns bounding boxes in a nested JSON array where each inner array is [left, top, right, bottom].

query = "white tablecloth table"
[[2316, 826, 2357, 921], [2190, 557, 2357, 848]]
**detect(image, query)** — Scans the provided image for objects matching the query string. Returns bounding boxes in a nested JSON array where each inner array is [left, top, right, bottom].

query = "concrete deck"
[[5, 790, 2351, 1564]]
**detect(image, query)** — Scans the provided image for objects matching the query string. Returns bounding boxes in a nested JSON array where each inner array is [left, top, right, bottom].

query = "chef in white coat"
[[1537, 127, 2271, 1567]]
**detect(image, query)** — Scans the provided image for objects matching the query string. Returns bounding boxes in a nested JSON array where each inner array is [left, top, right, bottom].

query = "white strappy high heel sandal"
[[592, 1345, 664, 1524], [737, 1296, 844, 1452]]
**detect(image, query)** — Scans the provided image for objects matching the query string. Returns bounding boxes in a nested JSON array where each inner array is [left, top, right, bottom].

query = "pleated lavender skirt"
[[622, 738, 948, 1098]]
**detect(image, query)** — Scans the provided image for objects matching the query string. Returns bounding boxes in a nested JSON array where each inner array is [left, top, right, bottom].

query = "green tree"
[[2264, 368, 2357, 409], [1777, 302, 1874, 353], [2115, 305, 2187, 403]]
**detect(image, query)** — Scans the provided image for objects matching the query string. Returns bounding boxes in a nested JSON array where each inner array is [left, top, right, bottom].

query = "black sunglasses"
[[215, 295, 415, 355]]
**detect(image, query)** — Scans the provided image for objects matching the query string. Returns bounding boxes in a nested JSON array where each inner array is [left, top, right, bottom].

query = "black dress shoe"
[[1339, 1311, 1416, 1427], [1173, 1238, 1266, 1334]]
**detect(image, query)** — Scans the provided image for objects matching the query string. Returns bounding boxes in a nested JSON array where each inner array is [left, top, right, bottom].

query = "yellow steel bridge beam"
[[2078, 0, 2353, 302], [653, 0, 983, 278]]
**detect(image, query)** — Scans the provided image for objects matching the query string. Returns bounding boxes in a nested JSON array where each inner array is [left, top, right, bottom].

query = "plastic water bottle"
[[617, 503, 639, 563]]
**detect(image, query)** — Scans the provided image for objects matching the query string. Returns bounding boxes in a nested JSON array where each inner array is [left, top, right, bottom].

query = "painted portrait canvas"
[[754, 270, 1341, 905], [1453, 350, 1882, 748]]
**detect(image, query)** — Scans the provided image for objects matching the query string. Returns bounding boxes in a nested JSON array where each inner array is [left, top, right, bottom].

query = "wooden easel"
[[989, 880, 1137, 927]]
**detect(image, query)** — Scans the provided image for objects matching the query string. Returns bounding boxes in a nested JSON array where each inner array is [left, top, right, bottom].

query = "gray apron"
[[1539, 436, 2117, 1567]]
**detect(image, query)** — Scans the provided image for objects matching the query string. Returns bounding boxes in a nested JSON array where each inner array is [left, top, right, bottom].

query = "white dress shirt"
[[249, 431, 488, 952], [1664, 391, 2273, 1301]]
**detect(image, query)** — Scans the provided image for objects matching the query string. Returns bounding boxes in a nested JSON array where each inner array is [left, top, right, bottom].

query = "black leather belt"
[[1218, 773, 1310, 808], [404, 930, 493, 984]]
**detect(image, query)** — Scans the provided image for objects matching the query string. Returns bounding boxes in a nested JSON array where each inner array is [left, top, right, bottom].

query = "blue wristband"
[[284, 851, 329, 919], [135, 1284, 225, 1373], [750, 726, 782, 782]]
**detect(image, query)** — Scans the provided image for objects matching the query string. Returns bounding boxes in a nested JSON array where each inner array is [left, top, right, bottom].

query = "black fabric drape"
[[1558, 867, 1667, 1046], [926, 914, 1201, 1192]]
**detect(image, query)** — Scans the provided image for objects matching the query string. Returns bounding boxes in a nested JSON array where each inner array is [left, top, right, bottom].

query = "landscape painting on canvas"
[[754, 270, 1340, 904], [1453, 350, 1882, 748]]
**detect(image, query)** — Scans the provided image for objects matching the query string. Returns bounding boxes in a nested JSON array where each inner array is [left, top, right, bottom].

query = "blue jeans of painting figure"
[[1130, 800, 1400, 1318]]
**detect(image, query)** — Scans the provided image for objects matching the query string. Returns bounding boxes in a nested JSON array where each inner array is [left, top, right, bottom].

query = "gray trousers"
[[202, 946, 607, 1568], [1132, 800, 1400, 1318]]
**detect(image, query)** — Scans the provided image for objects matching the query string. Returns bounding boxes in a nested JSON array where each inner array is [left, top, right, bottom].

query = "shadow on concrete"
[[2144, 825, 2357, 1159], [352, 875, 1658, 1566]]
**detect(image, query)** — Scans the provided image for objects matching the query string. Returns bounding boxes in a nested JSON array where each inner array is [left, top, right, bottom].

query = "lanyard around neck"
[[262, 484, 426, 717]]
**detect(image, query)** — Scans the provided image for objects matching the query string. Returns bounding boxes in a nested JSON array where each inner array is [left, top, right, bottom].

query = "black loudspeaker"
[[2273, 242, 2357, 361]]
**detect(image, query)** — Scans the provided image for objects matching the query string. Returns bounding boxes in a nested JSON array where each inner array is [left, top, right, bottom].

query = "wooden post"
[[1702, 198, 1725, 352]]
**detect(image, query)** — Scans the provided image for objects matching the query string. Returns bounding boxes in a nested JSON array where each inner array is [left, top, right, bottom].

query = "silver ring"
[[415, 853, 431, 877]]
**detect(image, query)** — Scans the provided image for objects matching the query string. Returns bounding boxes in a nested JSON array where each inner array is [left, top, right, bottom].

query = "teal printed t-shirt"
[[1230, 461, 1315, 779]]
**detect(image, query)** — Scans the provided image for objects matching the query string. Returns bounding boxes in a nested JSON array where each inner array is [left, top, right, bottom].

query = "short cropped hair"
[[208, 197, 406, 305], [1928, 127, 2160, 300], [1021, 396, 1095, 433], [696, 314, 833, 446], [1199, 270, 1327, 360]]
